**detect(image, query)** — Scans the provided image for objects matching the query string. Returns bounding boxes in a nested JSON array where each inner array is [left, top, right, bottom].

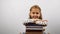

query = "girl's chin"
[[31, 18, 40, 20]]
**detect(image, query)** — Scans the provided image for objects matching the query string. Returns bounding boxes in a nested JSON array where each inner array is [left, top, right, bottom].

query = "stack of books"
[[26, 26, 43, 30], [24, 22, 46, 30]]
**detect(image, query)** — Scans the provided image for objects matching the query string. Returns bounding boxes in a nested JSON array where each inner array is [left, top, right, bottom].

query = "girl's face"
[[30, 8, 40, 19]]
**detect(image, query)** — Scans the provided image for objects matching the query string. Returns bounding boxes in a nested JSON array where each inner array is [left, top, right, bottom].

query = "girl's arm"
[[35, 19, 48, 25], [42, 20, 48, 22]]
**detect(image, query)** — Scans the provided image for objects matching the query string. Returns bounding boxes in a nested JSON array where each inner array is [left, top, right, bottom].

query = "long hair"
[[29, 5, 42, 20]]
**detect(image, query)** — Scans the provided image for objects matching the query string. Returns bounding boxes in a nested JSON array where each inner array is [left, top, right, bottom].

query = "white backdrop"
[[0, 0, 60, 34]]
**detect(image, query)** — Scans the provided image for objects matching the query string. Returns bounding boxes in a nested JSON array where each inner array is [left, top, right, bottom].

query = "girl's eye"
[[32, 12, 35, 14], [36, 12, 39, 14]]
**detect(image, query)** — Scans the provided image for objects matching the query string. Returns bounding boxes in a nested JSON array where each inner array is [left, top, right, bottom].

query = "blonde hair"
[[29, 5, 42, 20]]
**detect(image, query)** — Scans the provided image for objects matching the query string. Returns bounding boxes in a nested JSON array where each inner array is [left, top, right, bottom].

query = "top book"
[[24, 22, 47, 26]]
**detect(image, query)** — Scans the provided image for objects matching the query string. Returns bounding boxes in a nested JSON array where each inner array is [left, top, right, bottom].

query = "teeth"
[[33, 16, 38, 18]]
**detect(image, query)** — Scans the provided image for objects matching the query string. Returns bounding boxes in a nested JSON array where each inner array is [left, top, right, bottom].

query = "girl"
[[29, 5, 48, 24], [25, 5, 48, 25], [21, 5, 48, 34]]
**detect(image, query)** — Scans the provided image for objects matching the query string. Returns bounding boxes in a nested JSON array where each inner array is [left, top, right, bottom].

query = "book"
[[24, 22, 47, 26]]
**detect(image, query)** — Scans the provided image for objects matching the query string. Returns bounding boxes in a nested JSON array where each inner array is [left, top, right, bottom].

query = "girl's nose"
[[34, 13, 37, 15]]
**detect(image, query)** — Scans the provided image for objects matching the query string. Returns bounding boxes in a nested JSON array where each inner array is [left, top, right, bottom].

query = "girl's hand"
[[42, 20, 48, 25], [42, 20, 48, 22], [35, 19, 48, 25]]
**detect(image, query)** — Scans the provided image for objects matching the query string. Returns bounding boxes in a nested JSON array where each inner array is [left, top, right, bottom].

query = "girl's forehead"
[[31, 8, 40, 12], [31, 8, 40, 11], [32, 8, 39, 10]]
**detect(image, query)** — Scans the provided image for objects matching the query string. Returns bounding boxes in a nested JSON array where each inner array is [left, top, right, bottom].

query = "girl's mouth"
[[33, 16, 38, 19]]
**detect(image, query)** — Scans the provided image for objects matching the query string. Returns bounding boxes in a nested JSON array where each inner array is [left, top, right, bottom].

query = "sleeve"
[[23, 19, 34, 23], [23, 19, 32, 24], [23, 19, 28, 25]]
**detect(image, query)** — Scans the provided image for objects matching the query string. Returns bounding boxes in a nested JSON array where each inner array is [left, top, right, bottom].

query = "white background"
[[0, 0, 60, 34]]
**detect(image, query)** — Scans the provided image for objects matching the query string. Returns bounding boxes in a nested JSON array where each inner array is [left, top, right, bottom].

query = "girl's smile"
[[30, 8, 40, 19]]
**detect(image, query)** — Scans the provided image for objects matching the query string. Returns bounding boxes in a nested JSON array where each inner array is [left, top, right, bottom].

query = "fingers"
[[42, 20, 48, 22]]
